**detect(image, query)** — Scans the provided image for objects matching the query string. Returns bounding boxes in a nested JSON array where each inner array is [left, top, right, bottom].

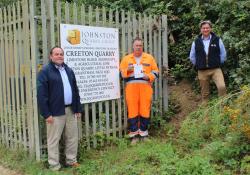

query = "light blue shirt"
[[55, 65, 72, 105], [189, 34, 227, 65]]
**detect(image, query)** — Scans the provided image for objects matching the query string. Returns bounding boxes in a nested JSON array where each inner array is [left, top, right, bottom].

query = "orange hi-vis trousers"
[[126, 83, 152, 137], [126, 83, 153, 118]]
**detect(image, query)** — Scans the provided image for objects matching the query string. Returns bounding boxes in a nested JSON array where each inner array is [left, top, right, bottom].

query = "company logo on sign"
[[67, 29, 80, 45]]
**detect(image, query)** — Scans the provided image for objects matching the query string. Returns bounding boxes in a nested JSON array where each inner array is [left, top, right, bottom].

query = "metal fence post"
[[29, 0, 40, 161]]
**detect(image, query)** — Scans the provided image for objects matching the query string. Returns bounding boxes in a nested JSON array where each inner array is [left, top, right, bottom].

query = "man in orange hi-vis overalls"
[[120, 37, 159, 144]]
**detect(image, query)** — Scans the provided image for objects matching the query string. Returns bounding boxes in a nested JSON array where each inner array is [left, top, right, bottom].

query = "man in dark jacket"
[[189, 20, 227, 104], [37, 46, 82, 171]]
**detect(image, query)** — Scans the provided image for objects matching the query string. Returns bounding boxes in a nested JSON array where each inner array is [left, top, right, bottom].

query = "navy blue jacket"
[[37, 62, 82, 119]]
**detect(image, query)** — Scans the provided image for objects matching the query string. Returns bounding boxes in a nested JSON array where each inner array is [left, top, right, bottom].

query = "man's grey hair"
[[199, 20, 212, 28], [132, 37, 143, 44]]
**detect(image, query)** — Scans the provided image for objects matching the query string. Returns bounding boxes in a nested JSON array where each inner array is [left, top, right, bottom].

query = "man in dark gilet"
[[189, 20, 227, 104]]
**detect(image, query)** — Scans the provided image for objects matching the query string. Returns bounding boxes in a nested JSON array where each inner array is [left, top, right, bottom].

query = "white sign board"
[[60, 24, 120, 104]]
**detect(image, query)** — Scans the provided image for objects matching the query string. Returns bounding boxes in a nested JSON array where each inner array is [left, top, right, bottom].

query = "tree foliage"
[[0, 0, 17, 8], [2, 0, 249, 91], [162, 0, 250, 91], [65, 0, 250, 91]]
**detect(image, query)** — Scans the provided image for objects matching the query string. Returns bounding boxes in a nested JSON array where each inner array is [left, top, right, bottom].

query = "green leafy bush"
[[178, 86, 250, 172], [172, 155, 217, 175]]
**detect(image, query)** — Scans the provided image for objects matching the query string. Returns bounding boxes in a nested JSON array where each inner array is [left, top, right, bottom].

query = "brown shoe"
[[67, 162, 80, 168]]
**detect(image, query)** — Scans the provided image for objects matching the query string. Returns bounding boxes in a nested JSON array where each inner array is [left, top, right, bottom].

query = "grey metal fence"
[[0, 0, 168, 160]]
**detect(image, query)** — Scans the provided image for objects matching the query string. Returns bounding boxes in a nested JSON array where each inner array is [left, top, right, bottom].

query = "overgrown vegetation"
[[166, 0, 250, 91], [0, 0, 16, 7], [64, 0, 250, 92], [178, 86, 250, 174], [1, 86, 249, 174]]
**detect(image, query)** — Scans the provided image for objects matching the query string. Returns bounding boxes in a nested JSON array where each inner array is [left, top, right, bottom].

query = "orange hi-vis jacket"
[[120, 52, 159, 119]]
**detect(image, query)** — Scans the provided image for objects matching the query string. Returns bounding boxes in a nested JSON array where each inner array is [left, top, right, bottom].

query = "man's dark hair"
[[132, 37, 143, 44], [199, 20, 212, 28], [49, 46, 64, 55]]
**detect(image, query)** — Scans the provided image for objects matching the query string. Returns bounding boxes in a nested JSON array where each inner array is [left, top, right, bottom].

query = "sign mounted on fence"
[[60, 24, 120, 104]]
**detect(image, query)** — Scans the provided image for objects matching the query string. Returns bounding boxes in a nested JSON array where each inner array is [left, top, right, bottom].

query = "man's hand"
[[75, 113, 81, 119], [46, 116, 54, 124], [127, 64, 134, 72], [143, 74, 149, 80]]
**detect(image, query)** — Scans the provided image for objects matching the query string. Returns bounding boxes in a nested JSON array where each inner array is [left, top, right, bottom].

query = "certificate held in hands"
[[133, 64, 144, 78]]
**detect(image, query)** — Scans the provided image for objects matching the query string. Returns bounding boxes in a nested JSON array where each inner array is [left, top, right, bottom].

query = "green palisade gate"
[[0, 0, 168, 160]]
